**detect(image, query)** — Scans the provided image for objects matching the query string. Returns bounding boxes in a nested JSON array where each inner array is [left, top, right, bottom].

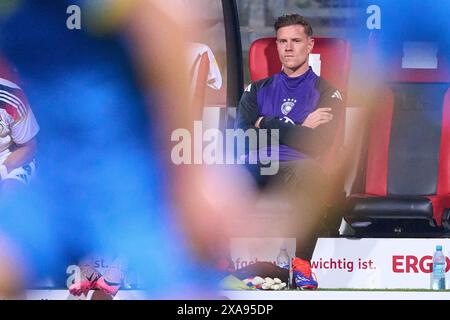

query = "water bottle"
[[431, 245, 446, 290], [276, 243, 291, 289], [122, 269, 139, 290]]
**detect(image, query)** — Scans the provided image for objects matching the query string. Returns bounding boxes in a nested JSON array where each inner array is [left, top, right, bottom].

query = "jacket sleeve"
[[309, 79, 344, 155], [259, 116, 322, 157], [235, 83, 259, 132]]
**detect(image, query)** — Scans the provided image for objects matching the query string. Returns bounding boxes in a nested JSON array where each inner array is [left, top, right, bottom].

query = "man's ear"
[[307, 37, 314, 53]]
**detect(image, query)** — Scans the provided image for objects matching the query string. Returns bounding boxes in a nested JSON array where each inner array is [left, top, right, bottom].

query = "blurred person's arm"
[[124, 1, 192, 129], [122, 1, 252, 263], [236, 83, 260, 131]]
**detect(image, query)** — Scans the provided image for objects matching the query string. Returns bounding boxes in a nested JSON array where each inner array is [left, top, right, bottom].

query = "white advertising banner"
[[312, 238, 450, 289], [230, 237, 450, 289]]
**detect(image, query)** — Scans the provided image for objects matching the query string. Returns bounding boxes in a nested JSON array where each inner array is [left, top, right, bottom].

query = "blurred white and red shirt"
[[0, 77, 39, 165]]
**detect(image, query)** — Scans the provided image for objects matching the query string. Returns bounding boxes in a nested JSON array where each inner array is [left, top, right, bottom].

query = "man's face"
[[276, 25, 314, 74]]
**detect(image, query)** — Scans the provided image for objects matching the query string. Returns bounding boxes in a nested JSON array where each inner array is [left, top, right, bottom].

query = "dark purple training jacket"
[[236, 67, 343, 162]]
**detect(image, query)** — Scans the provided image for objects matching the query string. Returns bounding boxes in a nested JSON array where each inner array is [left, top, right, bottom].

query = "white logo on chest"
[[280, 98, 297, 115]]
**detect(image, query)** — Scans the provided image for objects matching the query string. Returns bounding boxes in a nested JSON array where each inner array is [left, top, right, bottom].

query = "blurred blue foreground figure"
[[0, 0, 239, 299]]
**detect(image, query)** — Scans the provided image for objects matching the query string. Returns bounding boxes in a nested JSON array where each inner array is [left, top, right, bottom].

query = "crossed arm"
[[236, 84, 342, 158]]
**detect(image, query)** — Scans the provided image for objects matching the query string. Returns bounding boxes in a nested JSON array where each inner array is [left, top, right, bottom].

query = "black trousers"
[[245, 159, 329, 261]]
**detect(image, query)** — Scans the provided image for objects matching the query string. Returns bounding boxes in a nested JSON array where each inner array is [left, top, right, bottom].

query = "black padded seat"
[[347, 195, 434, 221]]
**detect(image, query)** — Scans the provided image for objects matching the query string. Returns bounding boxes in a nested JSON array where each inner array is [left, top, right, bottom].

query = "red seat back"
[[363, 38, 450, 225]]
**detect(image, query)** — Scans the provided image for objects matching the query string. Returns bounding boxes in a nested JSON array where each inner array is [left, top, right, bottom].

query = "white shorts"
[[0, 149, 36, 185]]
